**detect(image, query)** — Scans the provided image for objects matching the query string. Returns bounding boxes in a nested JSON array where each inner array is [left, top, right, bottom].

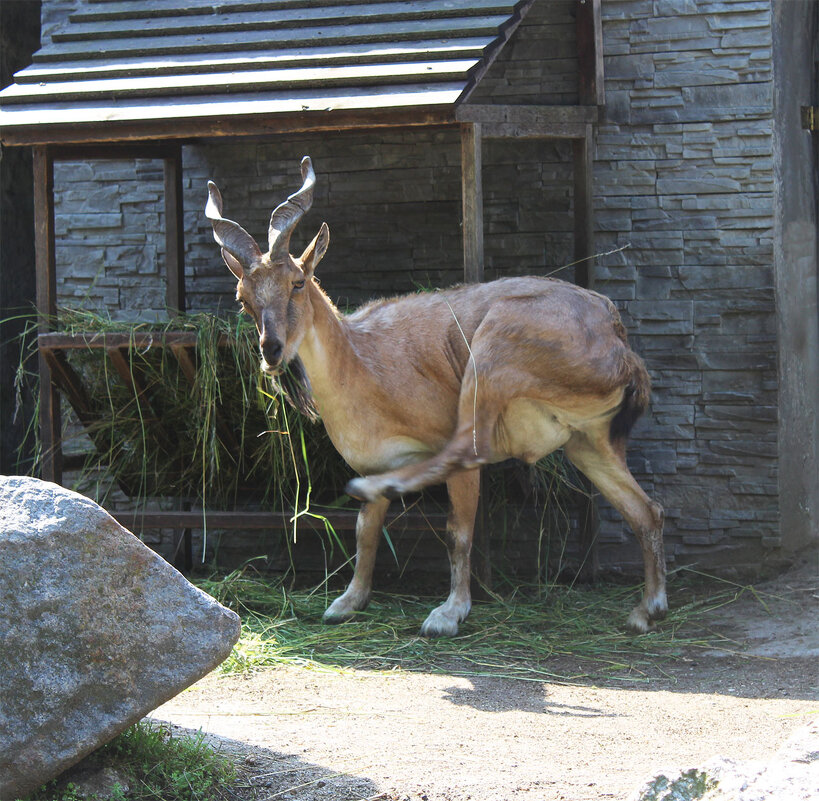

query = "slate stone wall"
[[591, 0, 780, 574], [53, 159, 168, 322], [49, 0, 794, 577]]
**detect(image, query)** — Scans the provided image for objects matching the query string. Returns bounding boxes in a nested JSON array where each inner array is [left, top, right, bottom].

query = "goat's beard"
[[266, 355, 319, 422]]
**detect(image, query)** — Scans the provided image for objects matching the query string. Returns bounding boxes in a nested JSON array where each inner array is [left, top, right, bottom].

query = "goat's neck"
[[296, 283, 359, 413]]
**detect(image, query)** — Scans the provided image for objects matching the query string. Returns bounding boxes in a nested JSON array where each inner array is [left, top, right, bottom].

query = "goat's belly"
[[493, 399, 573, 464], [342, 435, 436, 475]]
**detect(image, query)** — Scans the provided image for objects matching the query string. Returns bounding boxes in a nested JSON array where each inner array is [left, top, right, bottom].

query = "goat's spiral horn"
[[268, 156, 316, 261]]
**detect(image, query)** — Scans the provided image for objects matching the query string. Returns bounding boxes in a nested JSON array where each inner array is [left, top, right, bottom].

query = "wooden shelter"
[[0, 0, 604, 571]]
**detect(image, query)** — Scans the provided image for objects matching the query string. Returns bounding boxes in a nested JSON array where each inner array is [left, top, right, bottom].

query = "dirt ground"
[[152, 557, 819, 801]]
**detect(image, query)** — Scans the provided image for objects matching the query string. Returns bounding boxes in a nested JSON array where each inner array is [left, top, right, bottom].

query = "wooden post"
[[164, 145, 185, 315], [572, 125, 595, 290], [33, 145, 62, 483], [572, 125, 600, 580], [460, 122, 492, 590], [461, 122, 484, 283], [577, 0, 605, 107]]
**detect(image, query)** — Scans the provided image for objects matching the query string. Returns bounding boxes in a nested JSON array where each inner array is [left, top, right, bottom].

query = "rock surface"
[[0, 476, 241, 800], [631, 718, 819, 801]]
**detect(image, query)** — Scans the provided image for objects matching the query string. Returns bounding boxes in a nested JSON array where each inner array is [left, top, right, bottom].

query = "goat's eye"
[[293, 279, 306, 291]]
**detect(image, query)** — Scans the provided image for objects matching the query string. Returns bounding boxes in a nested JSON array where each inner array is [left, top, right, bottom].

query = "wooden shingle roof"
[[0, 0, 535, 145]]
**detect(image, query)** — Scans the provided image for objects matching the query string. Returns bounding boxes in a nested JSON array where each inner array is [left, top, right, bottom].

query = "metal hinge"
[[801, 106, 819, 131]]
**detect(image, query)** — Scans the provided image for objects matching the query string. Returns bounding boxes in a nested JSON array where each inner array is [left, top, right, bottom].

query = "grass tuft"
[[20, 720, 239, 801], [196, 565, 756, 684]]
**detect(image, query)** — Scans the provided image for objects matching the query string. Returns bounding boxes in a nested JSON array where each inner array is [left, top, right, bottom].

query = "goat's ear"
[[299, 223, 329, 278], [221, 248, 244, 280]]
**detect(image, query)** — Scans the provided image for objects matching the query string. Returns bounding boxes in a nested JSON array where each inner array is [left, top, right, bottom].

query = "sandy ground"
[[152, 559, 819, 801]]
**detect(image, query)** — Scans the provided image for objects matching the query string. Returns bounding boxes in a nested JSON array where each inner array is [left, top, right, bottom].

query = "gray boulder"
[[0, 476, 241, 800]]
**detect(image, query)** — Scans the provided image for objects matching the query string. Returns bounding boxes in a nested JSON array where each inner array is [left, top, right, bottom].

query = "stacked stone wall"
[[53, 159, 167, 322], [593, 0, 779, 573]]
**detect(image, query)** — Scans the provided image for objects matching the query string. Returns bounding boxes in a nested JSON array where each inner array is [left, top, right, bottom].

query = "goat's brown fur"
[[207, 158, 667, 637]]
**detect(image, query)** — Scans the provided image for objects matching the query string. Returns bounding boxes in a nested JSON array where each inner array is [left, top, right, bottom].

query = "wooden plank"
[[576, 0, 604, 106], [479, 121, 589, 140], [112, 508, 449, 531], [51, 142, 177, 161], [33, 146, 62, 484], [39, 331, 201, 349], [456, 104, 599, 126], [459, 121, 490, 590], [59, 1, 518, 39], [460, 122, 483, 283], [170, 343, 241, 455], [572, 124, 594, 289], [0, 61, 479, 105], [73, 0, 517, 24], [41, 349, 95, 427], [164, 147, 185, 314], [35, 17, 509, 61], [106, 346, 158, 423], [0, 85, 464, 146], [1, 105, 458, 147], [18, 40, 489, 83], [40, 347, 138, 498], [571, 124, 600, 582]]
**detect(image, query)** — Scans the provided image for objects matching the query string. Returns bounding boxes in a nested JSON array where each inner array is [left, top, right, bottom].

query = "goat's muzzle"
[[260, 337, 284, 372]]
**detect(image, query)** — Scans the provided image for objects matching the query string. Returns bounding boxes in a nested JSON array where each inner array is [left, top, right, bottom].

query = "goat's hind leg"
[[323, 496, 390, 624], [564, 431, 667, 633], [420, 468, 480, 638]]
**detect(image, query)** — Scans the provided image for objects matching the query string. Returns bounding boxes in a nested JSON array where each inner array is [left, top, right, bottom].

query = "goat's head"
[[206, 156, 329, 374]]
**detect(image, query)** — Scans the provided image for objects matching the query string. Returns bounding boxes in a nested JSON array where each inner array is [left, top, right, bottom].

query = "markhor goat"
[[206, 157, 667, 637]]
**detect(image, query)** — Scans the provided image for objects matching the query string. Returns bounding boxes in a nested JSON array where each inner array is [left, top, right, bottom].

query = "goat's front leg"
[[323, 496, 390, 624], [420, 469, 480, 638]]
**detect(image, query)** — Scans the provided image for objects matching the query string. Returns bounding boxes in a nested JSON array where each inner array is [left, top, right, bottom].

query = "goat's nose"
[[261, 337, 283, 366]]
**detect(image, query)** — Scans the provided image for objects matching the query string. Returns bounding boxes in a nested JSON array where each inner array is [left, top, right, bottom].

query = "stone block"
[[0, 476, 241, 800]]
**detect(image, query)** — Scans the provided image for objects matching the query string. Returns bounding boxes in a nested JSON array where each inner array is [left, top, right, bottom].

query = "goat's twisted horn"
[[205, 181, 263, 268], [268, 156, 316, 260]]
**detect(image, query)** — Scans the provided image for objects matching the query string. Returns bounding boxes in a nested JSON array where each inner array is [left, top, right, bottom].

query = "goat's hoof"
[[322, 605, 357, 625], [420, 617, 459, 638], [323, 610, 353, 625], [626, 607, 653, 634], [419, 603, 469, 638], [646, 591, 669, 621]]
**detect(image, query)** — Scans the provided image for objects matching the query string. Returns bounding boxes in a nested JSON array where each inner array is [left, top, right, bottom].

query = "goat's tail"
[[610, 349, 651, 446]]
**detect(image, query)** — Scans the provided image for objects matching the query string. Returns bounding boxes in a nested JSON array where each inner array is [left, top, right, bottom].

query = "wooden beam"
[[461, 121, 483, 283], [170, 342, 241, 455], [51, 142, 180, 161], [0, 107, 457, 147], [456, 105, 598, 140], [106, 347, 158, 423], [479, 122, 589, 140], [572, 125, 595, 290], [576, 0, 604, 107], [572, 124, 600, 581], [41, 349, 95, 428], [38, 330, 201, 349], [459, 121, 491, 591], [456, 104, 599, 126], [33, 145, 62, 484], [164, 145, 185, 314], [112, 509, 448, 532]]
